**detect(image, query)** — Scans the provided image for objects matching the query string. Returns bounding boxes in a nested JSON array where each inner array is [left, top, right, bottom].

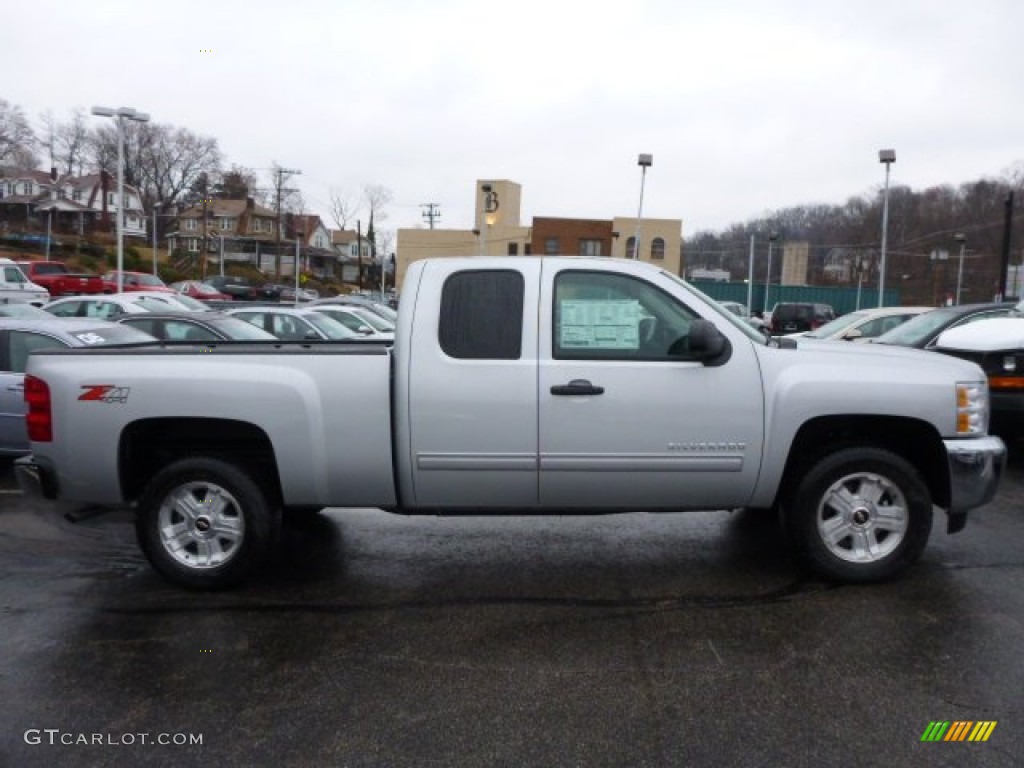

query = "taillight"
[[24, 375, 52, 442]]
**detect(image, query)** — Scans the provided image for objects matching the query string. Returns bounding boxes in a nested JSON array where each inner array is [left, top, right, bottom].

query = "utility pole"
[[421, 203, 441, 229], [274, 166, 301, 276], [999, 191, 1014, 300]]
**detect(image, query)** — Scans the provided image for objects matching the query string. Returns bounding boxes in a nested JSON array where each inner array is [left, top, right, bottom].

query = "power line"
[[421, 203, 441, 229]]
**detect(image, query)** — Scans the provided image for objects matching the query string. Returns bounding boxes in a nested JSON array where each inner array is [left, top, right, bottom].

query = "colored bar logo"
[[921, 721, 997, 742]]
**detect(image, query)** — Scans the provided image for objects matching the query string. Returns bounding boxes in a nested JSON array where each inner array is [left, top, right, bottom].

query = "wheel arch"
[[119, 417, 282, 505], [777, 415, 949, 510]]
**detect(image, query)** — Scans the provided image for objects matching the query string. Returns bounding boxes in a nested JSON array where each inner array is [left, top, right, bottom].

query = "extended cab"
[[16, 260, 104, 297], [16, 257, 1006, 589]]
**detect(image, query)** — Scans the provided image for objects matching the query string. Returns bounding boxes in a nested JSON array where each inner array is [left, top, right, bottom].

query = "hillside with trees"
[[685, 167, 1024, 305]]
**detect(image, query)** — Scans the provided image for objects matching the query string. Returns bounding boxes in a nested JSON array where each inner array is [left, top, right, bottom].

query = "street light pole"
[[954, 232, 967, 305], [633, 154, 653, 259], [878, 149, 896, 307], [91, 106, 150, 293]]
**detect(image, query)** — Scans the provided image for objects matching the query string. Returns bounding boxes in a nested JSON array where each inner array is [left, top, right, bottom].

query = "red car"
[[170, 280, 232, 301], [16, 260, 105, 296], [102, 271, 174, 293]]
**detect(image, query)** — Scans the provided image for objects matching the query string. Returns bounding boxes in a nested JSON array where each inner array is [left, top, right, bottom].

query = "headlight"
[[956, 381, 989, 435]]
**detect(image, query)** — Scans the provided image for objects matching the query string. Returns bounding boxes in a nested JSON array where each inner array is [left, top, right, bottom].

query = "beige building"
[[780, 241, 810, 285], [396, 179, 683, 290]]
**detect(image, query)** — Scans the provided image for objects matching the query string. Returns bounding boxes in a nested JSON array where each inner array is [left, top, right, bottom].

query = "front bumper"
[[14, 455, 60, 500], [943, 436, 1006, 520]]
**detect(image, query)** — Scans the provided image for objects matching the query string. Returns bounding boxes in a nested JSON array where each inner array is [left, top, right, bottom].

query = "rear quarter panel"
[[27, 347, 396, 507]]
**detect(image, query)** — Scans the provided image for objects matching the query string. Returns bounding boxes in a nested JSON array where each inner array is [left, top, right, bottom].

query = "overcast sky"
[[6, 0, 1024, 236]]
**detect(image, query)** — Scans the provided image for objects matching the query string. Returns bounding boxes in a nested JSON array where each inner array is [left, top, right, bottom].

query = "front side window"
[[553, 270, 699, 361], [163, 321, 219, 341], [84, 301, 121, 319], [439, 270, 523, 360], [3, 267, 27, 284]]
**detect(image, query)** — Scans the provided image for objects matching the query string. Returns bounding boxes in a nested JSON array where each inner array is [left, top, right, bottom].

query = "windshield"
[[351, 307, 395, 331], [303, 312, 359, 340], [873, 307, 958, 346], [660, 271, 768, 344], [209, 316, 278, 340], [167, 294, 212, 311], [804, 311, 868, 339], [0, 304, 51, 319]]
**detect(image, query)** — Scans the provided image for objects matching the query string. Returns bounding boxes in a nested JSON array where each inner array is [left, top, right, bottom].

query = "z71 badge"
[[78, 385, 131, 403]]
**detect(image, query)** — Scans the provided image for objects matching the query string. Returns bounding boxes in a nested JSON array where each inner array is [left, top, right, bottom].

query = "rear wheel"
[[784, 446, 933, 583], [136, 457, 279, 589]]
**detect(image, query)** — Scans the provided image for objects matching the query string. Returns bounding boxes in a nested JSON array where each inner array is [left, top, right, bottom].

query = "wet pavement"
[[1, 447, 1022, 768]]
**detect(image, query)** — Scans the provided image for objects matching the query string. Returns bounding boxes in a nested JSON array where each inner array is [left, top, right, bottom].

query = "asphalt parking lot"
[[1, 445, 1022, 768]]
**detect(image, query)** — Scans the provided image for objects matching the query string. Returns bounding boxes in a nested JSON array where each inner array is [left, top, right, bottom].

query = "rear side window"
[[439, 270, 524, 359], [7, 332, 67, 373]]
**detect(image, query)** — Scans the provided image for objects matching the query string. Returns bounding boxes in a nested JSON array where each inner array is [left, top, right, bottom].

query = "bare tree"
[[40, 108, 90, 176], [87, 121, 221, 210], [328, 187, 359, 231], [362, 183, 393, 225], [0, 98, 37, 167]]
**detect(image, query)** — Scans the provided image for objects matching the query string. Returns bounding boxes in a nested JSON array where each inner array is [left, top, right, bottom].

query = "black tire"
[[135, 457, 280, 590], [783, 446, 933, 583]]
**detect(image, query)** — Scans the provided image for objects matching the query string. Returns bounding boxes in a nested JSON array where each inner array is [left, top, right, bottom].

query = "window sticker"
[[560, 300, 640, 349]]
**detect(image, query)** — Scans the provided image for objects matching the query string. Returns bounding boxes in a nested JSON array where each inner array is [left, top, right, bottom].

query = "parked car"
[[787, 306, 932, 342], [870, 302, 1016, 349], [101, 271, 174, 293], [44, 295, 160, 319], [310, 305, 395, 340], [116, 311, 278, 341], [933, 316, 1024, 435], [766, 302, 836, 334], [718, 300, 766, 331], [310, 295, 398, 323], [127, 291, 214, 312], [0, 258, 50, 306], [225, 306, 358, 340], [0, 317, 154, 456], [206, 275, 279, 301], [16, 260, 104, 296], [170, 280, 232, 301]]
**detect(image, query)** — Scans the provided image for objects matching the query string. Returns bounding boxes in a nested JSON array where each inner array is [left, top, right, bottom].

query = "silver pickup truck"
[[16, 257, 1006, 589]]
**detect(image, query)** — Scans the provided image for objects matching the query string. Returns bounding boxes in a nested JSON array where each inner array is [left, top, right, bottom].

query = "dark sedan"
[[115, 311, 278, 341], [870, 302, 1017, 349], [206, 275, 280, 301]]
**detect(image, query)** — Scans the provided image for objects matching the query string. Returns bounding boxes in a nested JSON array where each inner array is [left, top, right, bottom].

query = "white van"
[[0, 258, 50, 306]]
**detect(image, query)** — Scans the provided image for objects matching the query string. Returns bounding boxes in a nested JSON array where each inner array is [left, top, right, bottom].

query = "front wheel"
[[136, 457, 279, 589], [783, 446, 933, 583]]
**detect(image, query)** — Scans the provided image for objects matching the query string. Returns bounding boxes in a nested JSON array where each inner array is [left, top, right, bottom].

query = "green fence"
[[690, 281, 902, 317]]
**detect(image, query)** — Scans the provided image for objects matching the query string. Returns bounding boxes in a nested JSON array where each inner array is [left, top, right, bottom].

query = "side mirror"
[[842, 328, 863, 341], [304, 330, 320, 340], [357, 325, 374, 335], [682, 319, 732, 366]]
